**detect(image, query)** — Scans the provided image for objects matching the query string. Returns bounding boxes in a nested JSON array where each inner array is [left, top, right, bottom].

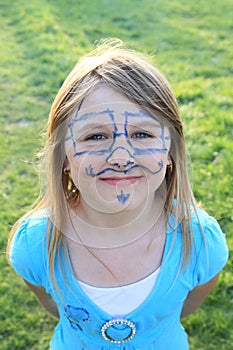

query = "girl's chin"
[[80, 194, 150, 215]]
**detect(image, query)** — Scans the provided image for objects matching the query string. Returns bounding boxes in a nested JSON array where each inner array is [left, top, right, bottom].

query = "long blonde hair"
[[7, 39, 198, 288]]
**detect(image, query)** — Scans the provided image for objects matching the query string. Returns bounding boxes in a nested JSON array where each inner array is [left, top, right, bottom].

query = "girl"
[[7, 39, 228, 349]]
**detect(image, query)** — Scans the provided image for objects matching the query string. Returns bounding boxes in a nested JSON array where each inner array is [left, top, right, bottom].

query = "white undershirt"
[[78, 267, 160, 317]]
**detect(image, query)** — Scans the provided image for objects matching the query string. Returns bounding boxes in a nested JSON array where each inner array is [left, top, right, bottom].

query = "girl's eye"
[[86, 134, 107, 141], [131, 132, 152, 139]]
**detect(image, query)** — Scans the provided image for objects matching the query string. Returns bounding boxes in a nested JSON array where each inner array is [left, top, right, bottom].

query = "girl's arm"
[[24, 280, 59, 318], [181, 273, 220, 318]]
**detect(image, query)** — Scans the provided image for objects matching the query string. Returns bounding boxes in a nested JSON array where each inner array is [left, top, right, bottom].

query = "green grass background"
[[0, 0, 232, 349]]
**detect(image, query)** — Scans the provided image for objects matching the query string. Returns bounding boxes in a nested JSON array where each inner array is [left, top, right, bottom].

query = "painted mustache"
[[85, 161, 163, 177]]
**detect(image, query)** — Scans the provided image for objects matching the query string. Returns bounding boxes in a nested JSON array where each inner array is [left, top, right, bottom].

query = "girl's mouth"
[[99, 176, 142, 186]]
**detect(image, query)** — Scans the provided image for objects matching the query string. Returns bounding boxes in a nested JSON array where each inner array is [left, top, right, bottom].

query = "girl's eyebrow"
[[125, 112, 161, 128], [73, 123, 115, 137], [128, 121, 161, 128], [69, 109, 162, 136], [74, 109, 114, 122], [75, 121, 161, 133]]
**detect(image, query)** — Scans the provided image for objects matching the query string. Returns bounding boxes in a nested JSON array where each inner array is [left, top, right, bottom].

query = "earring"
[[64, 167, 70, 175], [63, 167, 79, 201], [166, 158, 173, 171]]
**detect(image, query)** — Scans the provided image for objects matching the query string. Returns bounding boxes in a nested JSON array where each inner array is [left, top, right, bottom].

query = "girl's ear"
[[167, 154, 172, 166], [63, 157, 70, 171]]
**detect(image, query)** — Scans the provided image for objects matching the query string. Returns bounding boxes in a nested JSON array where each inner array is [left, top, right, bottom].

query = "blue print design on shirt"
[[64, 305, 90, 331]]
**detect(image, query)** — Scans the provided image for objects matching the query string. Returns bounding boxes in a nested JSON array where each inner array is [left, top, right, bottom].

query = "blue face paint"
[[65, 107, 169, 177], [65, 109, 115, 157], [123, 111, 168, 156], [85, 161, 164, 177], [117, 190, 130, 204]]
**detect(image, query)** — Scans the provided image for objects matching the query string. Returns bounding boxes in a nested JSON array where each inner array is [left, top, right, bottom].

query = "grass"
[[0, 0, 232, 349]]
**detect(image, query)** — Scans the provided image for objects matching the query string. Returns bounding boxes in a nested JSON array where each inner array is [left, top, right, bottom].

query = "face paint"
[[64, 85, 170, 215], [65, 108, 115, 157], [117, 190, 130, 204], [66, 109, 169, 176]]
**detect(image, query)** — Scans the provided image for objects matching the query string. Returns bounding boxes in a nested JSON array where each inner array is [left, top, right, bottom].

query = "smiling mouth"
[[99, 176, 142, 186]]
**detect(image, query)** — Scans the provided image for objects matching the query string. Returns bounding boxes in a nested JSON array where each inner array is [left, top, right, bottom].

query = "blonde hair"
[[7, 38, 199, 290]]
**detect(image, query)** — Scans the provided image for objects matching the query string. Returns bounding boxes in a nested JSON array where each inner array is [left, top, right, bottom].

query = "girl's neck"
[[65, 194, 166, 249]]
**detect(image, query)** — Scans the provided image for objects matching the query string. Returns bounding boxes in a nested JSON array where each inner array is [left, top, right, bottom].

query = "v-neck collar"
[[64, 220, 177, 320]]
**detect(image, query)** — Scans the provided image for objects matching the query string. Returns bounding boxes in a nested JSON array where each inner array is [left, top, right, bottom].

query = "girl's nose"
[[106, 147, 135, 169]]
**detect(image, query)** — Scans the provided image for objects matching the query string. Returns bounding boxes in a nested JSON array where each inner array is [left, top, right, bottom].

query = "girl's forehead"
[[69, 103, 162, 130], [69, 85, 163, 128]]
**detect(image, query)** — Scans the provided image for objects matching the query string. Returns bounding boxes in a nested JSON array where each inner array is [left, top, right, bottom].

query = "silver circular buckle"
[[101, 318, 136, 344]]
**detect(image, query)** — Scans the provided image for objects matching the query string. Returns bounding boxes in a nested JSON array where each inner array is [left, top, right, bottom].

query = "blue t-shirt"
[[9, 209, 228, 349]]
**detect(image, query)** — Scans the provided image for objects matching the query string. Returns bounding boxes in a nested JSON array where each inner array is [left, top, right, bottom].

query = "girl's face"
[[65, 85, 171, 214]]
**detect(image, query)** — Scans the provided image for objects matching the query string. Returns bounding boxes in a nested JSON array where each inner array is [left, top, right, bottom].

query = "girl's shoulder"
[[9, 210, 50, 287], [167, 206, 228, 285], [22, 208, 49, 226], [14, 209, 50, 241], [191, 207, 227, 244], [168, 206, 225, 238], [190, 208, 229, 286]]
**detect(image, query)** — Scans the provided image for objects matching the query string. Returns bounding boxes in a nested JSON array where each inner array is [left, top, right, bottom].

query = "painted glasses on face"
[[62, 87, 171, 247]]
